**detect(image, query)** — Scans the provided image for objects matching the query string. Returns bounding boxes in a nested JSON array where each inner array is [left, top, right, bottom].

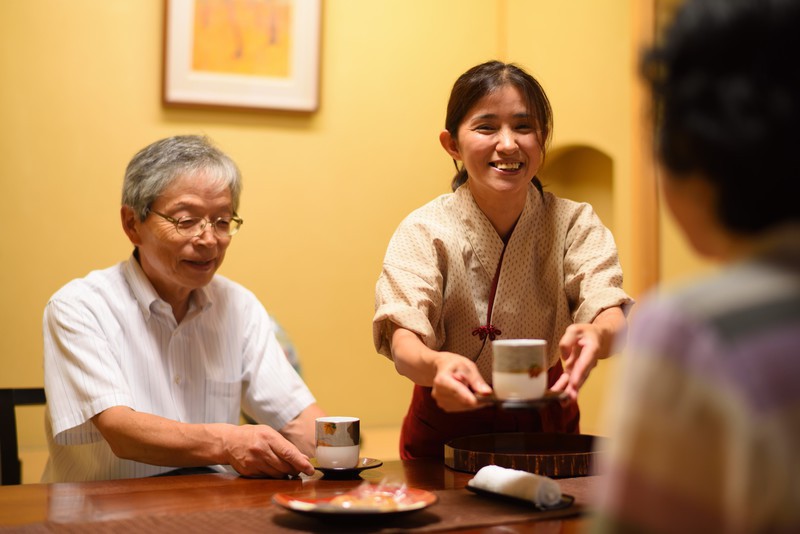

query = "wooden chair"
[[0, 388, 46, 485]]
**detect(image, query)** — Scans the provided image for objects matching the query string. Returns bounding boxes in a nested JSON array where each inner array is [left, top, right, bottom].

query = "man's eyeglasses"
[[150, 210, 243, 238]]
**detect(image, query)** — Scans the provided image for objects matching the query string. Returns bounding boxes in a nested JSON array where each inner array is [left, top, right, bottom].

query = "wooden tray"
[[444, 433, 606, 478]]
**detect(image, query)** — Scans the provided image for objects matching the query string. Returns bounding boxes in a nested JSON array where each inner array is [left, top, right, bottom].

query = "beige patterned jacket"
[[373, 183, 633, 382]]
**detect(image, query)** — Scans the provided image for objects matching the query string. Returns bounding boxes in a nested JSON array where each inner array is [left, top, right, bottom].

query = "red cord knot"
[[472, 324, 501, 341]]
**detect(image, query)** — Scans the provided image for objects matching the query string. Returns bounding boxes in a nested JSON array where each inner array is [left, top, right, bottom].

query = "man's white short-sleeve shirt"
[[42, 255, 315, 481]]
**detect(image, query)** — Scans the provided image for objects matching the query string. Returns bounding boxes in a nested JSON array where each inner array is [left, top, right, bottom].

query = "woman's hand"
[[551, 307, 627, 400], [430, 352, 493, 412], [390, 325, 492, 412]]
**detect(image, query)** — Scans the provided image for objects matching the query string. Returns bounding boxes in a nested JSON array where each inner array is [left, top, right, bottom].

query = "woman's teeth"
[[492, 162, 522, 171]]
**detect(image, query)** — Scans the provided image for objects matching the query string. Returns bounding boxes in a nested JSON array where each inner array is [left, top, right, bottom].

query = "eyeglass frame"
[[148, 209, 244, 238]]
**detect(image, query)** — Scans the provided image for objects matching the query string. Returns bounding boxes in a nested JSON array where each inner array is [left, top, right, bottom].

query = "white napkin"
[[467, 465, 562, 507]]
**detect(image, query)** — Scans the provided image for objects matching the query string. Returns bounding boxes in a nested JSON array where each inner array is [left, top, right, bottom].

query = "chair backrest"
[[0, 388, 46, 485]]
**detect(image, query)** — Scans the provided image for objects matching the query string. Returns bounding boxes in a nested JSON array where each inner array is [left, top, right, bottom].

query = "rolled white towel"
[[467, 465, 562, 507]]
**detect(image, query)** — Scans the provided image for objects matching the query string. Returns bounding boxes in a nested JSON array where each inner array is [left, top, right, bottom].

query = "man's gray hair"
[[122, 135, 243, 220]]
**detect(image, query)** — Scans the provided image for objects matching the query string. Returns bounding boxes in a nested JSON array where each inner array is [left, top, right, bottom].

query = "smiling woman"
[[372, 61, 633, 461], [440, 84, 543, 239]]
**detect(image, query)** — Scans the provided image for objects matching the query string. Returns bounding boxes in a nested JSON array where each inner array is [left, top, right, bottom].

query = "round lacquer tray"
[[444, 432, 606, 478]]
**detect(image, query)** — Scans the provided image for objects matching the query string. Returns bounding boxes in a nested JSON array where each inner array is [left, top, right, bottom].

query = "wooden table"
[[0, 459, 598, 533]]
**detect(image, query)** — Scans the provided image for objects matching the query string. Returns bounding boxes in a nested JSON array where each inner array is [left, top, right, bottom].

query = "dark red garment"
[[399, 360, 580, 460]]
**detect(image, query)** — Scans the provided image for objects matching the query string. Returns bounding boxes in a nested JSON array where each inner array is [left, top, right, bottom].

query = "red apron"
[[399, 360, 580, 460]]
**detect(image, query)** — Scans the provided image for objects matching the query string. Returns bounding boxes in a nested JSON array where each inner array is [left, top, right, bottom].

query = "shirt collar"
[[122, 253, 213, 320], [453, 182, 539, 275]]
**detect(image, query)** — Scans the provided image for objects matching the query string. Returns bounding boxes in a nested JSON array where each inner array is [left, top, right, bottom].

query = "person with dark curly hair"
[[592, 0, 800, 532]]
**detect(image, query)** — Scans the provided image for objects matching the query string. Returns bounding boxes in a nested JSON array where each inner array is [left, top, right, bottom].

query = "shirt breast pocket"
[[204, 379, 241, 424]]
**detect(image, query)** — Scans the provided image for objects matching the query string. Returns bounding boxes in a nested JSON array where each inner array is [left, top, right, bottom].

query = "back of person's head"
[[122, 135, 242, 221], [642, 0, 800, 234], [445, 60, 553, 191]]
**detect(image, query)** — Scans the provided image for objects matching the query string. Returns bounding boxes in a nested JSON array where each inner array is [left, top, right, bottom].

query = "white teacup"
[[315, 416, 360, 468], [492, 339, 547, 400]]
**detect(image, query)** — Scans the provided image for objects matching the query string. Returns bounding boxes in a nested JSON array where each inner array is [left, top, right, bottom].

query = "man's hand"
[[92, 406, 315, 478], [223, 424, 314, 477]]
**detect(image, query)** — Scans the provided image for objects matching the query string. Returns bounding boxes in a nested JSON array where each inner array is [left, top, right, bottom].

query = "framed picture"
[[163, 0, 321, 112]]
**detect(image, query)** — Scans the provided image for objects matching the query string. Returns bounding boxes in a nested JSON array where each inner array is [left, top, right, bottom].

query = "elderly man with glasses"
[[41, 135, 324, 482]]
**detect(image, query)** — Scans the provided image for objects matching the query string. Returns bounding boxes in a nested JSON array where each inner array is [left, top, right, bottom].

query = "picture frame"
[[163, 0, 321, 112]]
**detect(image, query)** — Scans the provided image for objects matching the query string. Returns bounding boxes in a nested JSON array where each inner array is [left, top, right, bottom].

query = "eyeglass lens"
[[176, 217, 240, 237]]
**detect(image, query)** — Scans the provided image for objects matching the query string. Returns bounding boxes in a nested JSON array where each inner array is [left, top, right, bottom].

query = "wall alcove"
[[539, 145, 615, 232]]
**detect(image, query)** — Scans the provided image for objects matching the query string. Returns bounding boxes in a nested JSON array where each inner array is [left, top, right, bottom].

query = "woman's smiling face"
[[442, 84, 543, 199]]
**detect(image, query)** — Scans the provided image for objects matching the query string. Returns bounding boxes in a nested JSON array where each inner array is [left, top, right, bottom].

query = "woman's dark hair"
[[445, 60, 553, 192], [642, 0, 800, 234]]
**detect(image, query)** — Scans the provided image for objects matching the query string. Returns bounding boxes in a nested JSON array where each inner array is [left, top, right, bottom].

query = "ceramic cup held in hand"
[[492, 339, 547, 400], [315, 416, 360, 469]]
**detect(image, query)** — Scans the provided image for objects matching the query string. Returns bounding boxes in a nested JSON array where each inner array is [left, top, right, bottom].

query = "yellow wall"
[[2, 1, 709, 480]]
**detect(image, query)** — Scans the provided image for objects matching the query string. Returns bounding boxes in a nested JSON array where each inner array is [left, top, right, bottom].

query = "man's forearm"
[[92, 406, 229, 467]]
